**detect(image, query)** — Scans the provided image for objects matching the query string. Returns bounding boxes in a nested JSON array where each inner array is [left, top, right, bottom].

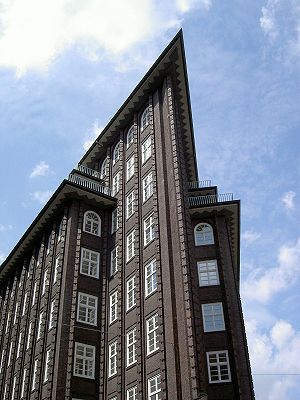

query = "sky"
[[0, 0, 299, 398]]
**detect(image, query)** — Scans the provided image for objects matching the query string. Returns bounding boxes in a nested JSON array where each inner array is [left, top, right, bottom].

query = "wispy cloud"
[[260, 0, 279, 41], [29, 161, 51, 178], [241, 230, 261, 247], [0, 224, 13, 232], [30, 190, 53, 204], [281, 190, 296, 210], [0, 251, 6, 264], [83, 120, 104, 151]]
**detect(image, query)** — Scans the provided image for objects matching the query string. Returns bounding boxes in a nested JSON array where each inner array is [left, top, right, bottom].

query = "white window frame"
[[32, 359, 38, 391], [194, 223, 214, 246], [126, 191, 135, 219], [42, 270, 48, 295], [144, 214, 155, 246], [54, 256, 59, 284], [11, 376, 16, 399], [202, 303, 225, 332], [46, 233, 51, 255], [126, 276, 136, 311], [146, 314, 159, 355], [148, 374, 161, 400], [126, 230, 135, 262], [44, 349, 50, 382], [127, 125, 135, 148], [127, 386, 137, 400], [108, 341, 117, 377], [112, 142, 120, 165], [22, 293, 27, 316], [100, 157, 109, 178], [112, 172, 121, 196], [37, 312, 43, 340], [13, 302, 18, 324], [126, 156, 135, 181], [5, 313, 10, 333], [83, 211, 101, 237], [143, 172, 154, 202], [21, 368, 26, 398], [49, 300, 55, 330], [142, 136, 152, 164], [80, 248, 100, 279], [27, 323, 32, 349], [207, 350, 231, 383], [57, 218, 63, 241], [110, 246, 118, 276], [8, 343, 12, 365], [17, 332, 22, 358], [77, 292, 98, 326], [145, 259, 157, 297], [73, 342, 95, 379], [32, 282, 37, 306], [141, 106, 150, 131], [126, 327, 137, 367], [109, 291, 118, 324], [111, 208, 119, 234], [197, 259, 220, 286]]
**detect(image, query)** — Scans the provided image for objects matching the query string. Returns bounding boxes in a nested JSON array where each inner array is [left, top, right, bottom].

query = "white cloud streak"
[[260, 0, 279, 40], [0, 251, 6, 264], [83, 120, 104, 151], [30, 190, 53, 204], [241, 230, 261, 246], [281, 190, 296, 210], [29, 161, 51, 178], [0, 0, 211, 76], [0, 224, 13, 232]]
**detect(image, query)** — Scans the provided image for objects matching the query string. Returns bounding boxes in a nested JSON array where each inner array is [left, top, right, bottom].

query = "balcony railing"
[[74, 164, 102, 179], [188, 193, 234, 207], [68, 174, 112, 197], [188, 180, 212, 189]]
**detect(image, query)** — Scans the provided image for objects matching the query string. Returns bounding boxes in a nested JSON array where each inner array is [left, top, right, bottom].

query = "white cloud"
[[0, 224, 13, 232], [30, 190, 53, 204], [0, 251, 6, 264], [281, 190, 296, 210], [0, 0, 211, 76], [260, 0, 279, 40], [242, 237, 300, 303], [83, 120, 104, 151], [29, 161, 51, 178], [241, 230, 261, 246]]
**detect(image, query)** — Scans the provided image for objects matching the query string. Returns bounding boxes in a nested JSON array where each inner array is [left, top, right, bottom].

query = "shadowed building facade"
[[0, 31, 254, 400]]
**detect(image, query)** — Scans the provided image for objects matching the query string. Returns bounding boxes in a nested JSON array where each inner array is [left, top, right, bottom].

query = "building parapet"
[[188, 193, 234, 207], [188, 180, 212, 189], [68, 174, 112, 197]]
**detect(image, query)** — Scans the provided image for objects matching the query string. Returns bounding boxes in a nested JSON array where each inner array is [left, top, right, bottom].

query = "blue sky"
[[0, 0, 299, 398]]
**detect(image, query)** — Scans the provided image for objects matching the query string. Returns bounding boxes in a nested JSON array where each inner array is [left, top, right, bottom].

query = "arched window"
[[140, 106, 150, 132], [112, 142, 120, 165], [127, 125, 134, 148], [194, 223, 214, 246], [100, 157, 109, 178], [83, 211, 101, 236]]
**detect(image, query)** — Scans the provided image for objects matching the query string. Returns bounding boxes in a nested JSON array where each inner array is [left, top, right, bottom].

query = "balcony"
[[188, 193, 234, 207], [188, 180, 212, 189], [68, 174, 112, 197], [74, 164, 103, 179]]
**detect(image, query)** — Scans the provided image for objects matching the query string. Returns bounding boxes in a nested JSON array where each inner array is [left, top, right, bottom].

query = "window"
[[11, 376, 16, 399], [8, 343, 12, 365], [44, 349, 50, 382], [27, 323, 32, 349], [127, 386, 137, 400], [80, 248, 100, 278], [127, 125, 135, 148], [126, 156, 134, 181], [194, 223, 214, 246], [100, 157, 109, 178], [42, 270, 48, 295], [108, 341, 117, 377], [22, 293, 27, 316], [77, 292, 98, 326], [111, 208, 119, 234], [148, 375, 161, 400], [13, 302, 18, 324], [141, 106, 150, 131], [112, 172, 121, 196], [57, 218, 63, 241], [207, 351, 231, 383], [145, 259, 157, 297], [202, 303, 225, 332], [113, 142, 120, 165], [126, 327, 137, 366], [17, 332, 22, 358], [126, 191, 135, 219], [32, 282, 37, 306], [126, 230, 135, 262], [5, 313, 10, 333], [110, 246, 118, 276], [109, 291, 118, 324], [37, 312, 43, 340], [49, 300, 55, 330], [83, 211, 101, 236], [143, 172, 154, 202], [144, 214, 155, 246], [0, 351, 4, 374], [197, 260, 219, 286], [21, 369, 26, 398], [74, 342, 95, 379], [32, 359, 38, 391], [142, 136, 152, 164], [54, 256, 59, 284], [126, 276, 136, 311], [146, 314, 159, 355], [46, 233, 51, 255]]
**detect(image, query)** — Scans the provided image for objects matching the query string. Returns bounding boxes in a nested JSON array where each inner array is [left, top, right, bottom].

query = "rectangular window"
[[32, 282, 37, 306], [54, 256, 59, 283], [46, 234, 51, 255], [42, 270, 48, 295], [49, 300, 55, 330], [44, 349, 50, 382], [21, 369, 26, 398], [11, 376, 16, 399], [126, 191, 135, 219], [22, 293, 27, 316], [126, 276, 136, 311], [17, 332, 22, 358], [37, 312, 43, 340], [77, 292, 98, 326], [27, 323, 32, 349], [202, 303, 225, 332], [144, 214, 155, 246], [32, 359, 38, 391], [146, 314, 159, 355], [126, 156, 135, 181], [148, 375, 161, 400], [143, 172, 154, 202], [5, 313, 10, 333], [80, 248, 100, 278], [0, 351, 4, 374], [112, 172, 121, 196], [142, 136, 152, 164], [145, 259, 157, 297], [126, 230, 135, 262], [109, 291, 118, 324], [8, 343, 12, 365], [126, 328, 137, 367], [127, 386, 137, 400], [111, 208, 119, 234], [74, 342, 95, 379], [197, 260, 219, 286], [207, 351, 231, 383], [13, 302, 18, 324], [110, 246, 118, 276], [108, 341, 117, 377]]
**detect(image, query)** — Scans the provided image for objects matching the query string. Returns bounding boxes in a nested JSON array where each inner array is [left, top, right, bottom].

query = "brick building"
[[0, 31, 254, 400]]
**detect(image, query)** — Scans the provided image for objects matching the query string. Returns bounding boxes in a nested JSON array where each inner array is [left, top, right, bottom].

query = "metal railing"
[[74, 164, 102, 179], [188, 180, 212, 189], [188, 193, 234, 207], [68, 174, 112, 197]]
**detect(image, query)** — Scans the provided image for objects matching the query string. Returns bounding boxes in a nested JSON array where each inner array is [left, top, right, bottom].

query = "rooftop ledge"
[[188, 193, 234, 207]]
